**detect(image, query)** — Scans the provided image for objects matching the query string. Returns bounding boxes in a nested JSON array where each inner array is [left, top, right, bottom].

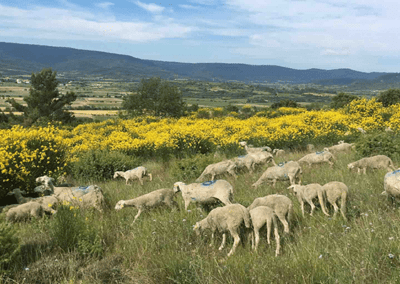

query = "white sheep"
[[113, 166, 152, 185], [357, 127, 366, 134], [7, 188, 33, 204], [115, 188, 178, 223], [233, 152, 275, 173], [252, 161, 302, 188], [193, 203, 251, 257], [249, 206, 281, 256], [321, 181, 348, 221], [324, 142, 354, 154], [35, 175, 56, 195], [248, 194, 293, 234], [298, 151, 335, 168], [273, 149, 285, 157], [196, 160, 237, 182], [347, 155, 396, 175], [7, 188, 57, 214], [173, 180, 234, 211], [239, 141, 272, 153], [382, 169, 400, 202], [287, 184, 329, 217], [6, 202, 44, 223]]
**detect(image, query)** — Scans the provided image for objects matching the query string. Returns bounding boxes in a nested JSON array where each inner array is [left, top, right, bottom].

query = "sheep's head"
[[239, 141, 247, 147], [113, 172, 120, 179], [173, 182, 184, 193], [347, 163, 355, 170], [115, 200, 125, 210], [193, 222, 201, 235], [287, 185, 300, 195]]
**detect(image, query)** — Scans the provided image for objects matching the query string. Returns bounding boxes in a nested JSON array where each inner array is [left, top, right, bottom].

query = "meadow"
[[2, 98, 400, 283]]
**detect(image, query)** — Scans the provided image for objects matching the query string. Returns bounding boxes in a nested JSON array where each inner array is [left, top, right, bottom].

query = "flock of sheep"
[[2, 140, 400, 258]]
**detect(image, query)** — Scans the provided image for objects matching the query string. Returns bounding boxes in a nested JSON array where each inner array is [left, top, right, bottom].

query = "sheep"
[[233, 152, 275, 173], [324, 142, 354, 154], [249, 206, 281, 256], [306, 144, 315, 152], [193, 203, 251, 257], [6, 202, 44, 223], [287, 184, 329, 217], [196, 160, 237, 182], [35, 175, 56, 195], [113, 166, 152, 185], [239, 141, 272, 153], [347, 155, 396, 175], [357, 127, 366, 134], [382, 169, 400, 202], [298, 151, 335, 168], [273, 149, 285, 157], [7, 188, 34, 204], [321, 181, 348, 221], [7, 188, 57, 214], [115, 188, 178, 223], [252, 161, 302, 188], [385, 127, 393, 132], [173, 180, 234, 211], [248, 194, 293, 234]]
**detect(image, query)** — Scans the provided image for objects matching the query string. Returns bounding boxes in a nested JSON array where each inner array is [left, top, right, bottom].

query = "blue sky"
[[0, 0, 399, 72]]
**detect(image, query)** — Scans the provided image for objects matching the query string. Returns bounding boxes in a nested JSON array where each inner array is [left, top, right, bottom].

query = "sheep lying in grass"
[[324, 142, 354, 154], [7, 188, 57, 214], [288, 184, 329, 217], [382, 169, 400, 202], [35, 175, 56, 195], [239, 141, 272, 153], [6, 202, 44, 223], [193, 203, 251, 257], [298, 151, 335, 168], [196, 160, 237, 182], [249, 206, 281, 256], [321, 181, 348, 221], [115, 188, 178, 223], [113, 166, 152, 185], [347, 155, 396, 174], [273, 149, 285, 157], [7, 188, 34, 204], [252, 161, 302, 188], [248, 194, 293, 234], [173, 180, 234, 211]]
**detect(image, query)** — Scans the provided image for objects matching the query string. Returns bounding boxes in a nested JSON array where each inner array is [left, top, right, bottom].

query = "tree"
[[271, 99, 299, 109], [330, 92, 358, 109], [122, 77, 186, 117], [7, 68, 76, 126], [377, 89, 400, 107]]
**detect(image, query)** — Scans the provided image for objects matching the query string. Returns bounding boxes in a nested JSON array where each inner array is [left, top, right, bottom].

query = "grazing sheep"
[[249, 206, 281, 256], [306, 144, 315, 152], [273, 149, 285, 157], [173, 180, 234, 211], [324, 142, 354, 154], [321, 181, 348, 221], [115, 188, 178, 223], [298, 151, 335, 168], [233, 152, 275, 173], [252, 161, 302, 188], [239, 141, 272, 153], [193, 203, 251, 257], [287, 184, 329, 217], [382, 169, 400, 202], [347, 155, 396, 174], [6, 202, 44, 223], [357, 127, 366, 134], [7, 188, 33, 204], [248, 194, 293, 234], [196, 160, 237, 182], [113, 166, 152, 185], [385, 127, 393, 132]]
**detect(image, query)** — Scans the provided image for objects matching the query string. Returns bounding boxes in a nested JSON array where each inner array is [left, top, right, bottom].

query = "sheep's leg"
[[227, 231, 240, 257], [274, 227, 280, 257], [219, 233, 226, 251], [318, 191, 330, 216], [211, 173, 215, 181], [276, 213, 289, 234], [184, 199, 191, 211], [331, 202, 339, 217], [253, 229, 260, 251], [272, 179, 277, 188], [306, 198, 315, 216], [300, 201, 305, 217], [132, 208, 143, 223], [363, 168, 367, 175], [139, 177, 144, 186], [125, 178, 129, 185], [266, 219, 272, 244]]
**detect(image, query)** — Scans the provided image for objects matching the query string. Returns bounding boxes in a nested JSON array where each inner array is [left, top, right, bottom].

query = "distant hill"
[[0, 41, 393, 84]]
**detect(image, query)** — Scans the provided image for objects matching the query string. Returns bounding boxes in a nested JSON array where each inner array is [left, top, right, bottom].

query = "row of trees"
[[2, 68, 400, 127]]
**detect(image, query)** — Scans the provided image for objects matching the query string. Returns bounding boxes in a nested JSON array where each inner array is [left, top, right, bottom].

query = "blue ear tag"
[[202, 180, 217, 186]]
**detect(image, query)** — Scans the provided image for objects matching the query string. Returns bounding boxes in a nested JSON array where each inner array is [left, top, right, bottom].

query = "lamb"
[[252, 161, 302, 188], [298, 151, 335, 168], [321, 181, 348, 221], [7, 188, 34, 204], [6, 202, 44, 223], [239, 141, 272, 153], [193, 203, 251, 257], [113, 166, 152, 185], [249, 206, 281, 256], [173, 180, 234, 211], [273, 149, 285, 157], [115, 188, 178, 223], [382, 169, 400, 202], [287, 184, 329, 217], [347, 155, 396, 175], [324, 142, 354, 154], [248, 194, 293, 234], [196, 160, 237, 182]]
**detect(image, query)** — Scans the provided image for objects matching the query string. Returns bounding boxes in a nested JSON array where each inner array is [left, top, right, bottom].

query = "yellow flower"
[[70, 206, 74, 210], [48, 203, 53, 208]]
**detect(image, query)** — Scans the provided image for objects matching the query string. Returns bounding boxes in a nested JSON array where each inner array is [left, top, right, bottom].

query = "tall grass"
[[3, 148, 400, 283]]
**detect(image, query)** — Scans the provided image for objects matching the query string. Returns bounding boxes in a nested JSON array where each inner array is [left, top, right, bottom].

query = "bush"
[[70, 150, 142, 181], [168, 154, 219, 181], [0, 222, 21, 273], [355, 131, 400, 161]]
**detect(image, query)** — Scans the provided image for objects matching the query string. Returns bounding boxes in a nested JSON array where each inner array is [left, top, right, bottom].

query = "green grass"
[[3, 149, 400, 283]]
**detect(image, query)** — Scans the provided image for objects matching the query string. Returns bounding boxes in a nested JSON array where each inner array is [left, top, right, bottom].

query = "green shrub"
[[70, 150, 142, 181], [0, 222, 21, 273], [168, 154, 218, 181], [355, 131, 400, 161]]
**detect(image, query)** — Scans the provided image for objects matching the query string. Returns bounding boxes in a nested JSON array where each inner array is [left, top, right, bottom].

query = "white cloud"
[[135, 1, 165, 14], [179, 4, 199, 9], [96, 2, 114, 9]]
